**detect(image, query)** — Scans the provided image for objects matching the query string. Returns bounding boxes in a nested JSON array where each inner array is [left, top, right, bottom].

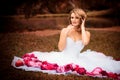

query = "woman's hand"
[[65, 25, 74, 35], [81, 19, 85, 30], [81, 18, 90, 45]]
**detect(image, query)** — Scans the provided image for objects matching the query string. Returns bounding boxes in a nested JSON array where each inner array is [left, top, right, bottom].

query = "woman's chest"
[[68, 30, 82, 42]]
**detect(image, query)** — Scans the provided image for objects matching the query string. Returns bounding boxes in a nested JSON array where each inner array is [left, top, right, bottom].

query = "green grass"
[[0, 30, 120, 80]]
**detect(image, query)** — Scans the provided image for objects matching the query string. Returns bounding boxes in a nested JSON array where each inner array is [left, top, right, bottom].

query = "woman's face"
[[70, 13, 81, 27]]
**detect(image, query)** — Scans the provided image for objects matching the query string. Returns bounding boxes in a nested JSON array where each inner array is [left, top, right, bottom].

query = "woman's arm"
[[58, 28, 68, 51], [81, 19, 91, 45], [58, 25, 73, 51]]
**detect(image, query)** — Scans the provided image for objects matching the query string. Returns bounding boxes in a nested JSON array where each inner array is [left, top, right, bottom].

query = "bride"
[[11, 8, 120, 79]]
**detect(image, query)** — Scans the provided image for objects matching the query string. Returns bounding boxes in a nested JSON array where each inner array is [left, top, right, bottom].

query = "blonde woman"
[[12, 8, 120, 79], [58, 8, 90, 51]]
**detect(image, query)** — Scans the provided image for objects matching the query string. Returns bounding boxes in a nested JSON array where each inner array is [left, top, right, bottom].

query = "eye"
[[71, 17, 74, 19], [75, 17, 79, 19]]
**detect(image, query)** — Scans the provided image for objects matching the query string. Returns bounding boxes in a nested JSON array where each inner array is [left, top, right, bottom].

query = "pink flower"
[[115, 58, 120, 61], [107, 72, 118, 79], [42, 61, 48, 65], [41, 61, 58, 70], [91, 67, 103, 75], [23, 58, 31, 67], [86, 72, 94, 76], [22, 53, 37, 59], [100, 70, 108, 76], [41, 64, 48, 70], [74, 65, 86, 75], [15, 59, 24, 67], [41, 61, 49, 70], [64, 64, 73, 72], [34, 61, 42, 68], [76, 67, 86, 75], [56, 66, 65, 73], [73, 65, 79, 71], [87, 68, 109, 77]]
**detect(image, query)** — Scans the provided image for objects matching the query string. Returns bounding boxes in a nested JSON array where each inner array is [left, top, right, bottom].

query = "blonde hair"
[[69, 8, 87, 32]]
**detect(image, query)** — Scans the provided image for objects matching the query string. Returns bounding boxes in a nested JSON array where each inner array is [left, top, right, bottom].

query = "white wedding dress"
[[11, 37, 120, 79]]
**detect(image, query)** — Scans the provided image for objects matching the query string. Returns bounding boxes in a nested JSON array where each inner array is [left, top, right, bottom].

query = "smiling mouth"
[[72, 21, 76, 23], [72, 22, 77, 25]]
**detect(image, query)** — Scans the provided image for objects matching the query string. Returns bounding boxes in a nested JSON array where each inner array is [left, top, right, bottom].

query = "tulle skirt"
[[11, 49, 120, 79]]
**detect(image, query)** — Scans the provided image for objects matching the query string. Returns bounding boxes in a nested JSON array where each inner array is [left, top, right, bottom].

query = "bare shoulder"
[[61, 28, 66, 32], [60, 28, 68, 36], [61, 28, 67, 33]]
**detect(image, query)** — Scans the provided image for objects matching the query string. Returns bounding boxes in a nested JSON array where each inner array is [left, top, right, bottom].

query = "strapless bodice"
[[63, 37, 84, 54]]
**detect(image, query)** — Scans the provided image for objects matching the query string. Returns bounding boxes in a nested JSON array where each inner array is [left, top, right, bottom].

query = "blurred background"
[[0, 0, 120, 32], [0, 1, 120, 80]]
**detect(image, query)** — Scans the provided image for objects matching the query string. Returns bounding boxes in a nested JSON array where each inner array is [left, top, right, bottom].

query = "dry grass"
[[0, 30, 120, 80]]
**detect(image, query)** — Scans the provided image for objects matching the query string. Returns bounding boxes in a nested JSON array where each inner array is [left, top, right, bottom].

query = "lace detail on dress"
[[63, 37, 84, 53]]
